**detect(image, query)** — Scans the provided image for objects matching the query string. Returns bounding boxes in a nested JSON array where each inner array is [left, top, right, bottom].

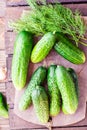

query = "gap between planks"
[[6, 0, 87, 6]]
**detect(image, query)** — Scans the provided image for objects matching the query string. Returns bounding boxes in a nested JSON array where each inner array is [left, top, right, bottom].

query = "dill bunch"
[[9, 0, 86, 45]]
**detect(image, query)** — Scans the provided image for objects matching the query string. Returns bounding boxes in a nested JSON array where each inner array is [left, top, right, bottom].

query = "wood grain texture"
[[0, 18, 5, 50], [7, 0, 27, 6], [0, 127, 10, 130], [6, 6, 29, 31], [5, 31, 16, 55], [6, 82, 15, 105], [0, 0, 6, 17], [6, 56, 12, 81], [0, 51, 6, 67], [0, 83, 6, 92], [0, 118, 9, 128]]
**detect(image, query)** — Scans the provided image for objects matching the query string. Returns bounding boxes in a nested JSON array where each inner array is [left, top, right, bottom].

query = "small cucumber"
[[54, 33, 86, 64], [12, 31, 33, 90], [19, 66, 46, 111], [31, 32, 56, 63], [47, 65, 61, 116], [67, 68, 79, 99], [55, 66, 78, 114], [32, 86, 49, 123], [0, 93, 8, 118]]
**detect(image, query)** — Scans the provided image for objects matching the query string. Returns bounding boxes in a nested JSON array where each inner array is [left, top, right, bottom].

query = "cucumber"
[[0, 93, 8, 118], [19, 66, 46, 111], [55, 66, 78, 114], [47, 65, 61, 116], [31, 32, 56, 63], [32, 86, 49, 123], [67, 68, 79, 99], [12, 31, 33, 90], [54, 33, 86, 64]]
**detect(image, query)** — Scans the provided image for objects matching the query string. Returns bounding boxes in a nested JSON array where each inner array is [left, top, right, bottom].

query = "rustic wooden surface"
[[0, 0, 86, 129]]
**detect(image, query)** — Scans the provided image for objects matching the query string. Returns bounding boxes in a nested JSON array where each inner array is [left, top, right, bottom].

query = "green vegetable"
[[0, 93, 8, 118], [12, 31, 33, 90], [31, 32, 56, 63], [32, 85, 49, 123], [47, 65, 61, 116], [67, 68, 79, 99], [54, 33, 86, 64], [19, 66, 46, 111], [10, 0, 87, 46], [55, 66, 78, 114]]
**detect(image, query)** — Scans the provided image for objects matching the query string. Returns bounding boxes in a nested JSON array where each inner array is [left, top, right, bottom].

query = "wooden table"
[[0, 0, 87, 129]]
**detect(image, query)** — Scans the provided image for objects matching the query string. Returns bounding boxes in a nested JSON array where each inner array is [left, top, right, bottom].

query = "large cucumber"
[[0, 93, 8, 118], [32, 86, 49, 123], [19, 66, 46, 111], [31, 32, 56, 63], [67, 68, 79, 99], [12, 31, 33, 90], [47, 65, 61, 116], [54, 33, 86, 64], [55, 66, 78, 114]]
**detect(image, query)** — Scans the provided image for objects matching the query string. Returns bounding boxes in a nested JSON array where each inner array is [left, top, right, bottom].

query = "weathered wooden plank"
[[0, 51, 7, 82], [6, 6, 29, 31], [5, 31, 16, 55], [0, 83, 6, 92], [0, 0, 6, 17], [6, 81, 15, 105], [0, 51, 6, 67], [0, 18, 5, 50], [0, 118, 9, 128], [6, 56, 12, 81], [7, 0, 27, 6], [6, 4, 87, 31], [6, 0, 87, 6], [0, 127, 10, 130], [8, 107, 87, 130]]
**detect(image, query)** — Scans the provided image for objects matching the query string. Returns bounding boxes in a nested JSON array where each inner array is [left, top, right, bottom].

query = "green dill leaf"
[[9, 2, 86, 45]]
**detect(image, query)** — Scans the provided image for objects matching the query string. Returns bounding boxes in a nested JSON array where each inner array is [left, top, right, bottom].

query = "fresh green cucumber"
[[47, 65, 61, 116], [55, 66, 78, 114], [0, 93, 8, 118], [19, 66, 46, 111], [31, 32, 56, 63], [32, 86, 49, 123], [67, 68, 79, 99], [12, 31, 33, 90], [54, 33, 86, 64]]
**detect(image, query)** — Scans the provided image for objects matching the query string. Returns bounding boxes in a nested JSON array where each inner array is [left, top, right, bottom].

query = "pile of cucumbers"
[[11, 30, 81, 123], [18, 65, 78, 123], [12, 31, 85, 90]]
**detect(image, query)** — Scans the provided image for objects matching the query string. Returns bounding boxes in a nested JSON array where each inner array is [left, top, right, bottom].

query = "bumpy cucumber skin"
[[31, 32, 56, 63], [67, 68, 79, 99], [0, 93, 8, 118], [19, 66, 46, 111], [32, 86, 49, 124], [12, 31, 33, 90], [47, 65, 61, 116], [54, 33, 86, 64], [56, 66, 78, 114]]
